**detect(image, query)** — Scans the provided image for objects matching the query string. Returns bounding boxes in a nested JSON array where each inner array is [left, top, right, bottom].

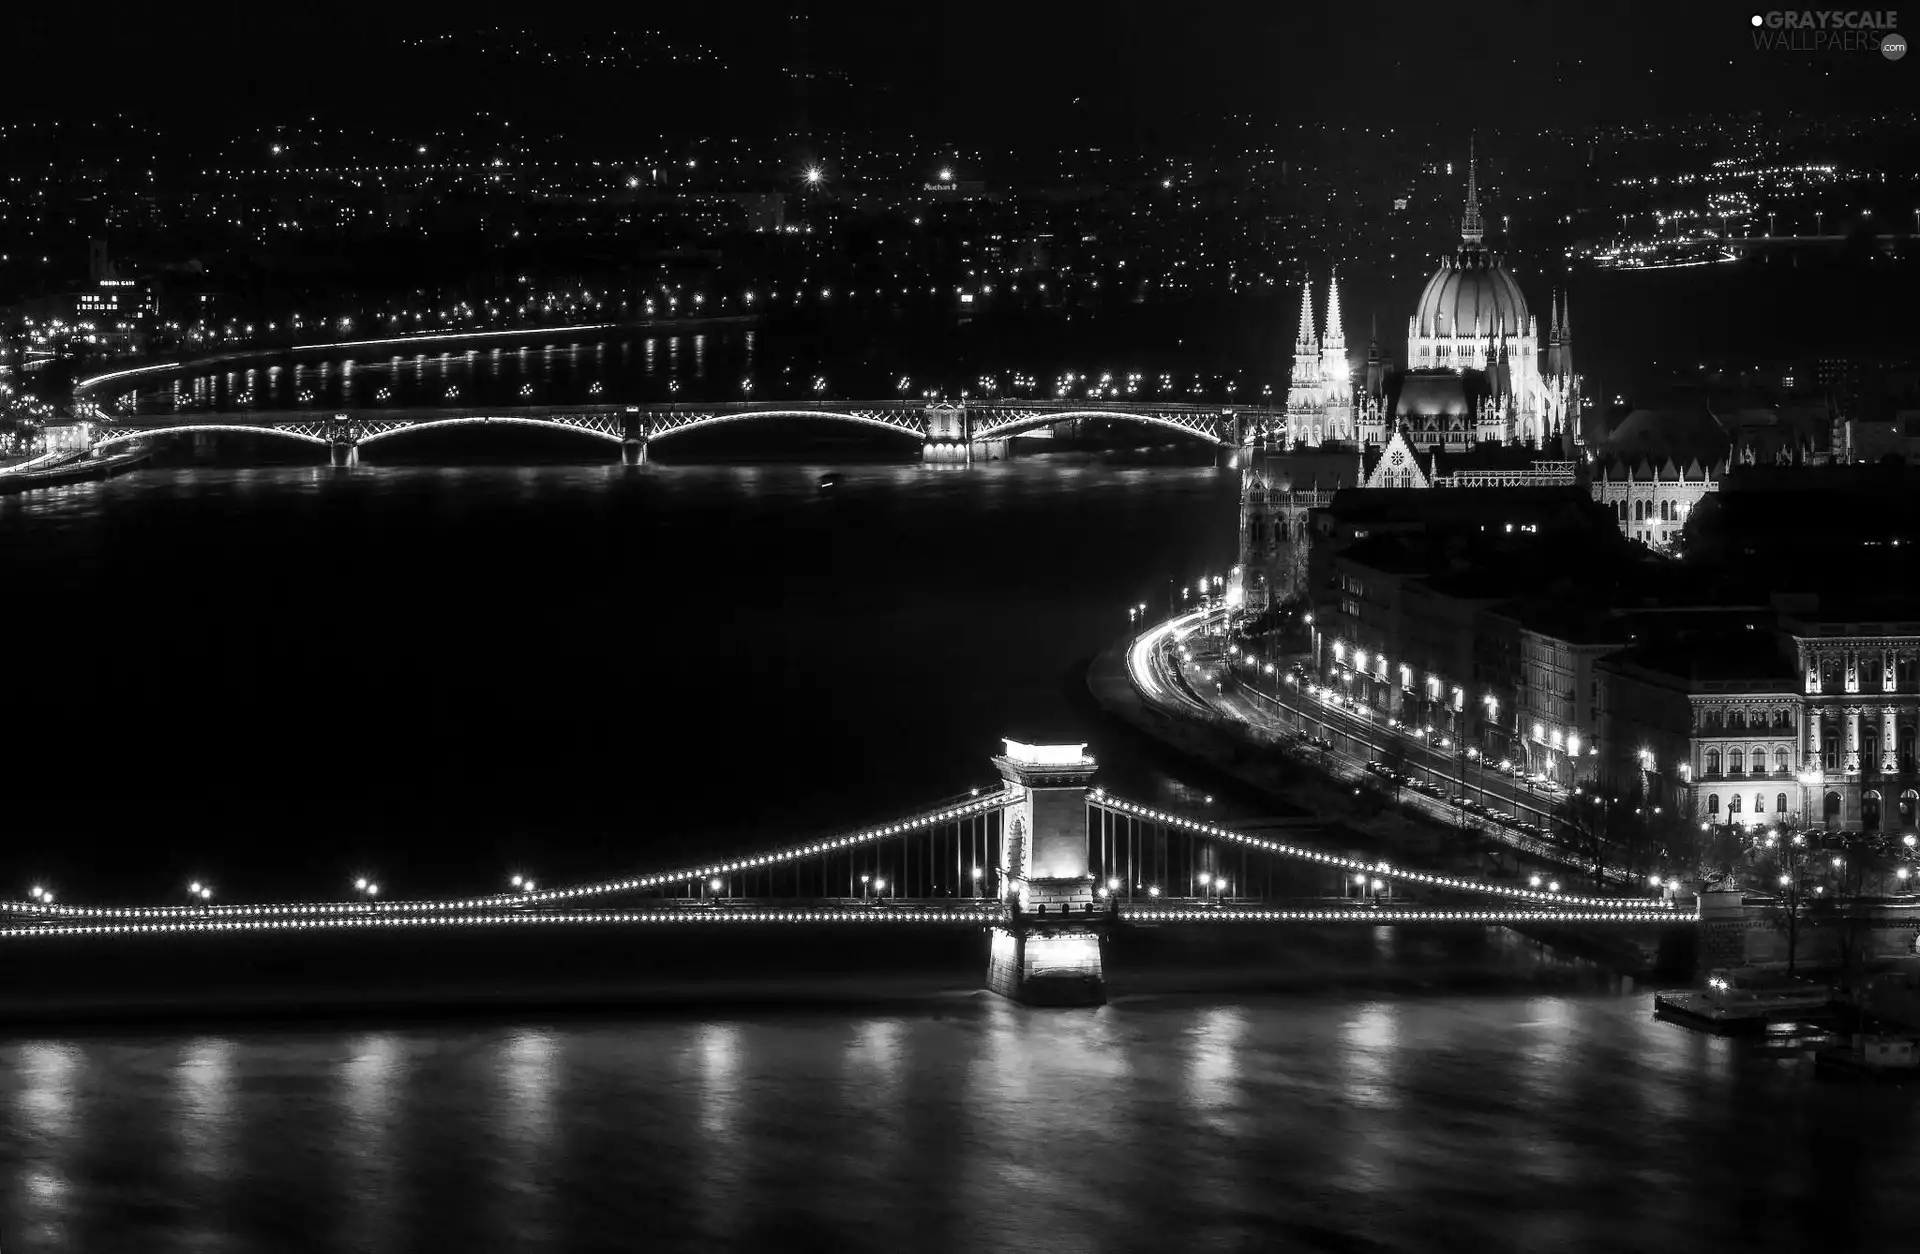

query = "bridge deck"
[[0, 898, 1693, 943]]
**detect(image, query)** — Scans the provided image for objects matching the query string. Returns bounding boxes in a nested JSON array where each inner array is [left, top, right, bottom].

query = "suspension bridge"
[[2, 740, 1691, 1005]]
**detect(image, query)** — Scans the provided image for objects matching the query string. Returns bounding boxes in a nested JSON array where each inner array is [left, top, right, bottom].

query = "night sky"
[[6, 1, 1908, 141]]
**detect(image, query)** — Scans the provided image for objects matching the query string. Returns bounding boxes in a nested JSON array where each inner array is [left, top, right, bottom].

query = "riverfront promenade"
[[1091, 609, 1631, 891]]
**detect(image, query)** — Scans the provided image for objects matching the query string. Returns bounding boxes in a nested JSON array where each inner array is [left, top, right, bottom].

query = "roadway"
[[1127, 606, 1631, 885]]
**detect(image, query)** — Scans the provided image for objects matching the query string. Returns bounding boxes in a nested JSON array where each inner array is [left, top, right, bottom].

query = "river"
[[0, 443, 1909, 1250], [2, 992, 1914, 1252]]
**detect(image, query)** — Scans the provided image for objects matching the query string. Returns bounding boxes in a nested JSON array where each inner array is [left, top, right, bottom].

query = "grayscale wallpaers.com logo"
[[1751, 11, 1906, 57]]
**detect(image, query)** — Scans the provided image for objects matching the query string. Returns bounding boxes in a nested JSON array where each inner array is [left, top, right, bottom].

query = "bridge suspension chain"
[[0, 790, 1015, 924], [1088, 793, 1674, 913]]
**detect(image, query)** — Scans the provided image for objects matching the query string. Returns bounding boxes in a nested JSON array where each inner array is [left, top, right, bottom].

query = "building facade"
[[1283, 141, 1580, 456], [1590, 457, 1720, 550]]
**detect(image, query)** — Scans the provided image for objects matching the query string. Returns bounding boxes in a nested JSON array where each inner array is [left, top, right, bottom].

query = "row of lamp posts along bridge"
[[4, 740, 1689, 1007], [84, 400, 1276, 467]]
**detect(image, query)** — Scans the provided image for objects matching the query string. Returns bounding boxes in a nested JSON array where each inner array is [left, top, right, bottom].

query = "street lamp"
[[1798, 766, 1823, 828]]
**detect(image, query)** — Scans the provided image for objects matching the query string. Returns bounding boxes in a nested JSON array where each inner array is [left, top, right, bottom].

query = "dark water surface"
[[0, 453, 1898, 1252], [2, 991, 1913, 1254], [0, 454, 1235, 898]]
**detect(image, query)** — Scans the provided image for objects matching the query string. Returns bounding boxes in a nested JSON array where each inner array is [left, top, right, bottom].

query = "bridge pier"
[[986, 739, 1107, 1006], [329, 442, 357, 469], [922, 401, 972, 464], [620, 408, 648, 466]]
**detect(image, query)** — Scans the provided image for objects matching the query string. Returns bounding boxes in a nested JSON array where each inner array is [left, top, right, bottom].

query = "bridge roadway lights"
[[986, 738, 1108, 1006]]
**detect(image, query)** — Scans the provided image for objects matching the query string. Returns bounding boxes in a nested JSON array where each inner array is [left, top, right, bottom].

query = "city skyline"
[[3, 6, 1920, 1248], [10, 2, 1912, 139]]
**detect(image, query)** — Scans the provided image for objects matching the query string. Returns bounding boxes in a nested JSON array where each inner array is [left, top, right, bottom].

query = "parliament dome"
[[1413, 252, 1530, 339]]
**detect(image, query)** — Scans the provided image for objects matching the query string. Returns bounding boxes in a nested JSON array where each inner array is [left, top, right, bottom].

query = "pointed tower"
[[1364, 315, 1387, 396], [1460, 135, 1485, 247], [1287, 281, 1323, 444], [1545, 288, 1563, 379], [1559, 291, 1573, 377], [1320, 270, 1352, 437]]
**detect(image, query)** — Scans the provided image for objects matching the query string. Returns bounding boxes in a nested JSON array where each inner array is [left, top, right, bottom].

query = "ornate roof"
[[1390, 370, 1491, 419], [1413, 139, 1529, 340], [1592, 454, 1719, 482], [1603, 406, 1730, 464], [1247, 449, 1356, 493], [1413, 251, 1530, 340]]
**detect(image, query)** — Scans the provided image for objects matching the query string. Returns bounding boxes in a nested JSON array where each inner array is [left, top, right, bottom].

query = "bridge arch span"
[[646, 409, 924, 444], [970, 408, 1226, 446], [354, 415, 626, 448], [90, 424, 332, 454]]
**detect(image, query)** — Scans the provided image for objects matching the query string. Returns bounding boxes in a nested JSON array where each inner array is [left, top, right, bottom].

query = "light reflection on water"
[[1, 993, 1917, 1252]]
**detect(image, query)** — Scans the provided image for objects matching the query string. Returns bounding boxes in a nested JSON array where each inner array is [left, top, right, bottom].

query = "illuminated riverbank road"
[[1126, 607, 1217, 716], [77, 398, 1279, 465], [1148, 609, 1627, 880]]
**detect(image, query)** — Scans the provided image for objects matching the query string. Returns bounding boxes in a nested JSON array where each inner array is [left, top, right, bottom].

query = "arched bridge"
[[3, 739, 1689, 1006], [84, 400, 1274, 466]]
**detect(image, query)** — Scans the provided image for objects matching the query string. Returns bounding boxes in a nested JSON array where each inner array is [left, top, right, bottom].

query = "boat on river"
[[1816, 1035, 1920, 1084], [1655, 966, 1835, 1034]]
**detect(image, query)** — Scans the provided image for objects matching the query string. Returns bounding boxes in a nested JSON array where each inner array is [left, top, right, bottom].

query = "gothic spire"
[[1550, 288, 1562, 339], [1460, 135, 1485, 246], [1295, 281, 1316, 348], [1366, 314, 1380, 360], [1323, 269, 1345, 347]]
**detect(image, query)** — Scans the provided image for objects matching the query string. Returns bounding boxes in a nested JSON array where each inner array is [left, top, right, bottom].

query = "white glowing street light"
[[804, 166, 823, 186]]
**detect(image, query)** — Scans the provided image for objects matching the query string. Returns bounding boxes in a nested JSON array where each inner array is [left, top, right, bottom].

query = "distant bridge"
[[1, 739, 1687, 1005], [82, 400, 1274, 466]]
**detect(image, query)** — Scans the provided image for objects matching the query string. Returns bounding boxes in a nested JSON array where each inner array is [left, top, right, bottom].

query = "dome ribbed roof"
[[1414, 250, 1530, 339]]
